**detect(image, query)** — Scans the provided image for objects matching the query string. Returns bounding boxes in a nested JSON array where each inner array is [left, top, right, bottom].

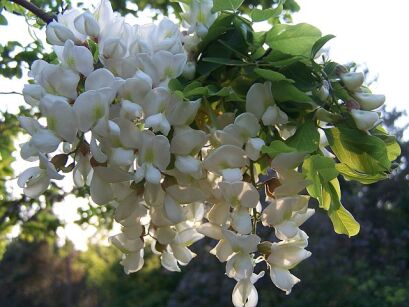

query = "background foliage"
[[0, 0, 408, 306]]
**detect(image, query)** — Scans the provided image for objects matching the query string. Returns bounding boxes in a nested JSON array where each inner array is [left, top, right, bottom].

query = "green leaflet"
[[371, 125, 401, 162], [250, 3, 283, 22], [325, 125, 391, 176], [213, 0, 244, 12], [329, 205, 360, 237], [303, 155, 339, 208], [254, 68, 294, 83], [261, 140, 296, 158], [335, 163, 387, 184], [286, 121, 320, 153], [303, 156, 360, 237], [266, 23, 322, 57], [310, 34, 335, 59]]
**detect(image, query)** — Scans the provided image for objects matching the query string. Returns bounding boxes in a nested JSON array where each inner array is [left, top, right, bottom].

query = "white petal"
[[145, 164, 162, 184], [269, 266, 300, 295], [204, 145, 247, 174], [164, 195, 184, 224], [245, 138, 265, 161], [222, 168, 243, 182], [47, 98, 78, 143], [85, 68, 116, 91], [170, 127, 207, 155], [74, 11, 100, 37], [231, 207, 252, 235], [161, 252, 181, 272], [121, 250, 144, 274], [31, 129, 61, 153], [110, 147, 135, 167], [210, 239, 234, 262], [145, 113, 171, 136], [246, 82, 273, 119], [90, 136, 108, 163], [197, 223, 222, 240], [90, 172, 114, 205], [46, 22, 76, 45], [234, 112, 260, 139], [171, 244, 195, 265], [175, 155, 202, 178]]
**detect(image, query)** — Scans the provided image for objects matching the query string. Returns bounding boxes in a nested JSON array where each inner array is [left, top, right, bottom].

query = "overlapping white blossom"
[[15, 1, 387, 306]]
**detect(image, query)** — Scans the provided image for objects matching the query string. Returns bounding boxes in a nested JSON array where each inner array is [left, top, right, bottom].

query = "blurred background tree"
[[0, 1, 408, 306]]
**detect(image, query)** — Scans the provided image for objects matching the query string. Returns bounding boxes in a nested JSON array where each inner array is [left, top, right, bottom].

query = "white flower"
[[29, 60, 80, 100], [19, 116, 61, 154], [23, 84, 45, 107], [137, 18, 184, 54], [73, 88, 115, 132], [46, 21, 77, 46], [350, 109, 380, 131], [263, 235, 311, 294], [222, 229, 260, 280], [354, 92, 385, 111], [204, 145, 247, 175], [340, 72, 364, 91], [18, 154, 64, 198], [135, 132, 170, 184], [41, 95, 78, 143], [246, 82, 288, 126], [232, 272, 265, 307], [180, 0, 218, 37], [74, 11, 100, 38], [60, 40, 94, 76]]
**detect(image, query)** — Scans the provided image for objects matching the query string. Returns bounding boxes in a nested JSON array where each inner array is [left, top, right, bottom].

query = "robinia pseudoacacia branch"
[[9, 0, 55, 24], [11, 0, 400, 306]]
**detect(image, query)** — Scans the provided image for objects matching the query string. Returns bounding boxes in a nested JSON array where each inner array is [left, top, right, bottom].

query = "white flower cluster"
[[18, 1, 314, 306], [318, 71, 386, 131]]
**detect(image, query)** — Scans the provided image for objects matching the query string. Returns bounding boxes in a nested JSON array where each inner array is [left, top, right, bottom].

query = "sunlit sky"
[[0, 0, 408, 250]]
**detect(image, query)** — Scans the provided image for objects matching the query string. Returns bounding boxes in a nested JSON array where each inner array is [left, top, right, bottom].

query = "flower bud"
[[101, 38, 126, 59], [354, 92, 385, 111], [315, 108, 340, 123], [350, 109, 380, 131], [46, 22, 76, 46], [23, 84, 45, 107], [318, 80, 330, 100], [182, 61, 196, 80], [340, 72, 364, 91], [196, 24, 208, 38], [74, 12, 100, 38]]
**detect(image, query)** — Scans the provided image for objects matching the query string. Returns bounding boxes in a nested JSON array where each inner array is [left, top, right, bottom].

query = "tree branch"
[[9, 0, 55, 24]]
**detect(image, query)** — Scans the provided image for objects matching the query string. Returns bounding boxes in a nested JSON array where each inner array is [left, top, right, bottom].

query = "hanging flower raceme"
[[15, 0, 400, 306]]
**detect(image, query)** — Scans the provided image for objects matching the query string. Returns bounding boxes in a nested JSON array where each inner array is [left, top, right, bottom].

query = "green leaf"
[[0, 14, 7, 26], [303, 155, 339, 207], [325, 125, 391, 175], [329, 205, 360, 237], [184, 87, 208, 98], [199, 13, 235, 51], [261, 140, 296, 158], [286, 121, 320, 153], [168, 79, 184, 91], [310, 34, 335, 58], [335, 163, 387, 184], [250, 4, 283, 22], [270, 81, 313, 103], [202, 57, 247, 66], [371, 125, 401, 162], [254, 68, 294, 83], [266, 23, 322, 57], [213, 0, 244, 12]]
